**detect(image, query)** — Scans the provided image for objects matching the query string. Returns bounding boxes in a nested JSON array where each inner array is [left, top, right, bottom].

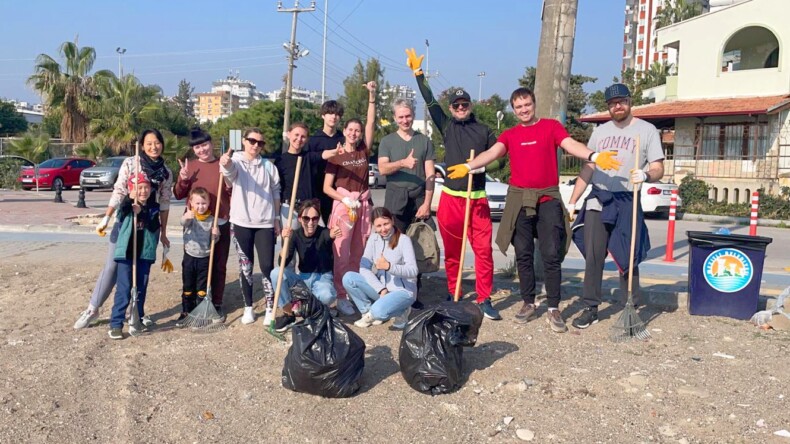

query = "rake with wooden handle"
[[128, 141, 144, 336], [453, 150, 475, 302]]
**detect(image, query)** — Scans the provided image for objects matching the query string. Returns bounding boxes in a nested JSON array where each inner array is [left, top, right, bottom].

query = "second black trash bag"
[[282, 282, 366, 398], [399, 300, 484, 395]]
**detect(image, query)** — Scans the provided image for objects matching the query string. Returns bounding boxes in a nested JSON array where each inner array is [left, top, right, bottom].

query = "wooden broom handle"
[[454, 150, 475, 302]]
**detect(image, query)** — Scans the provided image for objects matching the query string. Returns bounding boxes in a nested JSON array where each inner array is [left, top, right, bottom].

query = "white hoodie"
[[221, 152, 280, 228]]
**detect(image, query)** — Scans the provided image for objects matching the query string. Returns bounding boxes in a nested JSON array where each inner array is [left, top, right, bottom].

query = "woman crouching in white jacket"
[[342, 207, 418, 329]]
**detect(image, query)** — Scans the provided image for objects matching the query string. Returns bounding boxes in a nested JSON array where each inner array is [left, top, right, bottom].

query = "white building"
[[383, 84, 416, 103], [264, 87, 325, 105], [586, 0, 790, 203], [211, 72, 261, 109]]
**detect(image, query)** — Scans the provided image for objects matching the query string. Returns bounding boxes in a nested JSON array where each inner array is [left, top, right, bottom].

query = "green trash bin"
[[687, 231, 772, 320]]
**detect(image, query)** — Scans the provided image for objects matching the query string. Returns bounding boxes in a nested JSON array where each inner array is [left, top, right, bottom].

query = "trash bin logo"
[[703, 248, 753, 293]]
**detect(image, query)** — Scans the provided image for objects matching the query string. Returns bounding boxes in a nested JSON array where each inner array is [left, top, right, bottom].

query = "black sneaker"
[[411, 299, 424, 310], [477, 299, 502, 320], [108, 328, 124, 340], [274, 314, 297, 332], [175, 312, 188, 328], [572, 307, 599, 329], [213, 307, 226, 324]]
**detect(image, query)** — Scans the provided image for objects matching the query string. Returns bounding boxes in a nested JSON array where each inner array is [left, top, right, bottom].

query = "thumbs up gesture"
[[400, 149, 417, 170], [375, 255, 390, 271]]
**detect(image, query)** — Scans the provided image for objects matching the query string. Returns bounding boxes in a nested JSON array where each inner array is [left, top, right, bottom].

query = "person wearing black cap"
[[173, 126, 232, 323], [447, 87, 621, 333], [568, 83, 665, 329], [406, 47, 501, 320]]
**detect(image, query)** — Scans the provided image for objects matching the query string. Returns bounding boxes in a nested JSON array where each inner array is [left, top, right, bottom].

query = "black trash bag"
[[282, 281, 366, 398], [399, 300, 484, 395]]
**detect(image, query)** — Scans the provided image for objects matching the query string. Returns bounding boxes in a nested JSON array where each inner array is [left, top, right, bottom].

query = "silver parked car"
[[80, 156, 128, 190], [368, 164, 386, 188]]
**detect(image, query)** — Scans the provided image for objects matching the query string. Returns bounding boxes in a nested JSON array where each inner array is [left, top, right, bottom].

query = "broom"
[[183, 141, 228, 332], [128, 141, 145, 337], [610, 136, 651, 342], [453, 150, 475, 302], [266, 155, 303, 341]]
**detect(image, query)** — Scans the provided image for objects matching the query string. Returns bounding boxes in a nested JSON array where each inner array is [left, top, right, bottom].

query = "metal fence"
[[0, 137, 83, 158]]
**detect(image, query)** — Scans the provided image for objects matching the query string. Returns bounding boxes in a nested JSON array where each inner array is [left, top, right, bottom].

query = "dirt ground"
[[1, 243, 789, 444]]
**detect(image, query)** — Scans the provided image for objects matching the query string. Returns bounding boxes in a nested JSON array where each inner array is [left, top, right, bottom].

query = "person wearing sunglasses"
[[269, 199, 342, 331], [323, 81, 377, 317], [447, 87, 622, 334], [220, 127, 281, 326], [406, 47, 501, 321]]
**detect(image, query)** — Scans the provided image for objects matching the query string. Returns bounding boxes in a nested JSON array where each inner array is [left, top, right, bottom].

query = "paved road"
[[6, 187, 790, 290]]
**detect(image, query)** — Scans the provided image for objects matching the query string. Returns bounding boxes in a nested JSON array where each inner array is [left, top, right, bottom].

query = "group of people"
[[72, 48, 665, 339]]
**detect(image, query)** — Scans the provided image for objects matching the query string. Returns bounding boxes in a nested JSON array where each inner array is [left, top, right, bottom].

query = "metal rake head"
[[182, 297, 227, 333], [610, 304, 651, 343]]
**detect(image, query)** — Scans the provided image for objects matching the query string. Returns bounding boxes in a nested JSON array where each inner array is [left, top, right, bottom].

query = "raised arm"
[[406, 48, 447, 133], [364, 81, 377, 151]]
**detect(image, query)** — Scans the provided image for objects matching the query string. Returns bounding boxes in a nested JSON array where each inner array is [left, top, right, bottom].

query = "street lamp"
[[477, 71, 486, 102], [496, 110, 504, 131], [116, 47, 126, 77]]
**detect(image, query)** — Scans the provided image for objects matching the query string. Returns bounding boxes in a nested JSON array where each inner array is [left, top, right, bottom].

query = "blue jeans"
[[342, 272, 414, 321], [270, 267, 336, 308], [110, 259, 152, 329]]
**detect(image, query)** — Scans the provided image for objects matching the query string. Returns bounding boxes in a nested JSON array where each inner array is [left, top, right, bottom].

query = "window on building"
[[721, 26, 779, 71], [696, 122, 770, 160]]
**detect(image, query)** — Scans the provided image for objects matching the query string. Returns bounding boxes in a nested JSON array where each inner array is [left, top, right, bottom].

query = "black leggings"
[[182, 254, 209, 313], [231, 224, 276, 307]]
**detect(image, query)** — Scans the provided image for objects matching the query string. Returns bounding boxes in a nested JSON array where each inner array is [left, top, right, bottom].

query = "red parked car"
[[18, 157, 96, 190]]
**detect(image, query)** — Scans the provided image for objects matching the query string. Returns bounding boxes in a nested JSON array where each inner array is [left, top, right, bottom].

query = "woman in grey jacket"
[[342, 207, 418, 328]]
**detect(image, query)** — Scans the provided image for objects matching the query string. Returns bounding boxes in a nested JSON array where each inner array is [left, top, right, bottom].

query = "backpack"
[[406, 221, 440, 274]]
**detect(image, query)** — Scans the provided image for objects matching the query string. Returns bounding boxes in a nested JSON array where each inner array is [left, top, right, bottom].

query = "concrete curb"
[[679, 212, 788, 228]]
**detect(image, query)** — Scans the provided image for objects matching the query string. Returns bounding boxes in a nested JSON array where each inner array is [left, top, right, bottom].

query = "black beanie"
[[188, 126, 211, 147]]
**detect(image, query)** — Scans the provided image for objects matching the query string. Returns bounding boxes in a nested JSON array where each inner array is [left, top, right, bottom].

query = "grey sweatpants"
[[582, 209, 641, 308], [88, 228, 119, 310]]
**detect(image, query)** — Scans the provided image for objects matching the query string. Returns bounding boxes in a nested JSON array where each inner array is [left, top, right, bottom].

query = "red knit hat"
[[127, 172, 151, 191]]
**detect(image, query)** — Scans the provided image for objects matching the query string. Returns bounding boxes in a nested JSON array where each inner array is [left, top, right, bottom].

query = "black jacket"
[[415, 73, 496, 193]]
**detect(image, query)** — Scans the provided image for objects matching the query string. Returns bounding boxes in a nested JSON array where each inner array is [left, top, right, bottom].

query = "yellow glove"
[[96, 215, 110, 237], [447, 163, 471, 180], [405, 48, 424, 75], [161, 246, 174, 273], [592, 151, 622, 171]]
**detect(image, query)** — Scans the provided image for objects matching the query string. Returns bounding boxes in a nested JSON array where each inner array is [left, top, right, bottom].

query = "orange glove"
[[405, 48, 424, 76], [591, 151, 622, 171]]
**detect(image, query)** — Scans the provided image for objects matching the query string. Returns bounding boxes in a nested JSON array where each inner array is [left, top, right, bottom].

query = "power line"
[[330, 0, 363, 29], [134, 54, 284, 70], [134, 61, 286, 76], [0, 44, 281, 63]]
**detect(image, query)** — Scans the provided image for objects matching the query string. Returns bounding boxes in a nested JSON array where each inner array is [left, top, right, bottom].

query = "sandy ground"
[[1, 242, 789, 444]]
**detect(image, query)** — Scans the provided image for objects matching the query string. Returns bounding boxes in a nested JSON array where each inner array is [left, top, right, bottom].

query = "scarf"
[[194, 210, 210, 221], [139, 151, 169, 192]]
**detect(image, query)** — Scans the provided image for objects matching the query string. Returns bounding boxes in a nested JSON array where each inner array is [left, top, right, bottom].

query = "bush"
[[0, 159, 25, 189], [678, 174, 710, 207], [678, 176, 790, 220]]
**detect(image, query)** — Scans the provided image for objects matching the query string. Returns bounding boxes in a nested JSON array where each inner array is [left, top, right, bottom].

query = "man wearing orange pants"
[[407, 48, 501, 320]]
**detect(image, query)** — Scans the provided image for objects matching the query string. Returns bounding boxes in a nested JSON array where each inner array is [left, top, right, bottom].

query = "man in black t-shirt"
[[306, 101, 345, 226]]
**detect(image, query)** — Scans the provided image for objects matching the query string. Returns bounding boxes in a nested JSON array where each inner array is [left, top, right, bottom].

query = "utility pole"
[[278, 0, 316, 144], [116, 47, 126, 77], [321, 0, 328, 104], [477, 71, 486, 102], [533, 0, 578, 280], [421, 39, 439, 134]]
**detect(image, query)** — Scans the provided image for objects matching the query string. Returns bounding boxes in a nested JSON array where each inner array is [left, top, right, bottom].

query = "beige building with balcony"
[[584, 0, 790, 204], [195, 91, 240, 123]]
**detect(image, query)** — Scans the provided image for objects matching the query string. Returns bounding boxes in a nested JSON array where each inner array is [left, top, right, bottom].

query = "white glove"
[[96, 215, 111, 237], [630, 169, 648, 184], [566, 203, 578, 222], [470, 165, 485, 174], [342, 197, 354, 209]]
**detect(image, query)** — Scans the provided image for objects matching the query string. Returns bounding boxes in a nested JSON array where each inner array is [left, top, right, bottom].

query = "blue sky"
[[0, 0, 626, 107]]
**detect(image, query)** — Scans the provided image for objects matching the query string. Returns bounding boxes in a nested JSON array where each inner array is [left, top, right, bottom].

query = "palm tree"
[[76, 137, 110, 161], [655, 0, 704, 29], [27, 40, 113, 143], [643, 62, 672, 88], [89, 73, 162, 154], [9, 132, 51, 163]]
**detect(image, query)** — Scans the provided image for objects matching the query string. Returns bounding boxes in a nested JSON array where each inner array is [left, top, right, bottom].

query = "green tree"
[[89, 73, 162, 154], [39, 108, 62, 137], [75, 136, 110, 160], [0, 101, 28, 136], [339, 58, 393, 155], [174, 79, 195, 119], [9, 131, 50, 163], [27, 39, 113, 143], [656, 0, 704, 29]]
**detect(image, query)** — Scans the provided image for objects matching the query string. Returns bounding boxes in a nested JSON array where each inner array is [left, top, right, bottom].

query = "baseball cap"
[[449, 88, 471, 103], [127, 172, 151, 191], [604, 83, 631, 102]]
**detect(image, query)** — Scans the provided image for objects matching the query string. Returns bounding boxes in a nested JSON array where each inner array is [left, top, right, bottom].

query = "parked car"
[[18, 157, 95, 190], [431, 163, 508, 220], [368, 164, 386, 188], [0, 155, 35, 170], [80, 156, 128, 191], [559, 178, 683, 216]]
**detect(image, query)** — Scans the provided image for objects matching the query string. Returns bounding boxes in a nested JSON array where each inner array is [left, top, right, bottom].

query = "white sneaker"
[[74, 308, 99, 329], [262, 308, 274, 327], [241, 307, 256, 324], [336, 299, 356, 316], [354, 312, 374, 328], [141, 316, 154, 327]]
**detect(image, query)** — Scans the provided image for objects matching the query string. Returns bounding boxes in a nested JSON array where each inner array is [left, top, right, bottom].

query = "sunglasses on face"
[[245, 137, 266, 147], [301, 215, 320, 223], [451, 101, 471, 110]]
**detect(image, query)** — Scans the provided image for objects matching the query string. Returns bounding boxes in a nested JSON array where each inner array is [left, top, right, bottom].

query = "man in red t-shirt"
[[447, 87, 619, 333]]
